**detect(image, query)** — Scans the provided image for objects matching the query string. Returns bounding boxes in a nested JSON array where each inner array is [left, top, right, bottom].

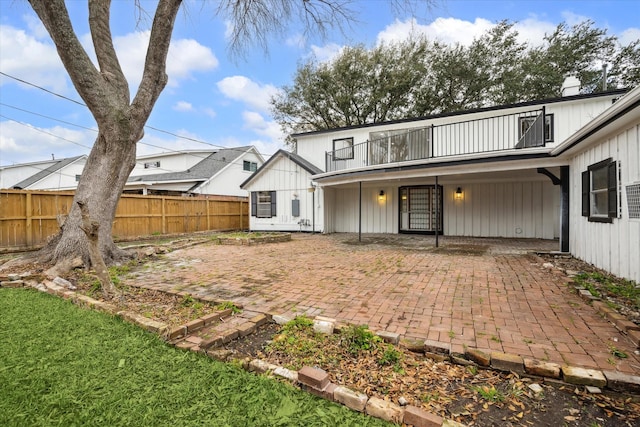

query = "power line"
[[0, 71, 279, 158]]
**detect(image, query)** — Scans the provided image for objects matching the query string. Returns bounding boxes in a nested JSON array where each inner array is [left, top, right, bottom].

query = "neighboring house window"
[[243, 160, 257, 172], [517, 114, 553, 147], [144, 161, 160, 168], [251, 191, 276, 218], [75, 174, 82, 181], [582, 158, 617, 223], [333, 137, 354, 160]]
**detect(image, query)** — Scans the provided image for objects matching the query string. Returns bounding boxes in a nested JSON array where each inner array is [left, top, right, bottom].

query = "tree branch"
[[28, 0, 107, 118], [88, 0, 130, 103]]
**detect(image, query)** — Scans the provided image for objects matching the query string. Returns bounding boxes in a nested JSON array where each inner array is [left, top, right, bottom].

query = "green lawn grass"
[[0, 289, 390, 427]]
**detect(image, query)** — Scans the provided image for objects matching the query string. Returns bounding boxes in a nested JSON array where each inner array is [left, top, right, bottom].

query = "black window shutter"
[[270, 191, 277, 217], [250, 192, 257, 217], [608, 161, 617, 218], [581, 170, 589, 217]]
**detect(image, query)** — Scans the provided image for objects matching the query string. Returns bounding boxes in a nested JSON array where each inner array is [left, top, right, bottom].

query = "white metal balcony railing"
[[325, 107, 546, 173]]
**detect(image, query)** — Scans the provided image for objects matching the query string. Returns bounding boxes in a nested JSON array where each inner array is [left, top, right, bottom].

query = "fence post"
[[206, 198, 211, 230], [26, 192, 33, 247], [161, 197, 166, 234], [240, 199, 243, 230]]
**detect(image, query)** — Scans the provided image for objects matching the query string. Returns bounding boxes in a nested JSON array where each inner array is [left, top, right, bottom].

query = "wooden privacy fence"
[[0, 190, 248, 250]]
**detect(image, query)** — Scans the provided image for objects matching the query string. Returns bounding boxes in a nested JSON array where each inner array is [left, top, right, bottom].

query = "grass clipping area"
[[0, 288, 389, 427]]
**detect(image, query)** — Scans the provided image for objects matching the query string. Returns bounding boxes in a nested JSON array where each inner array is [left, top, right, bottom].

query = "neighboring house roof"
[[291, 88, 629, 138], [240, 149, 324, 189], [11, 155, 85, 189], [127, 146, 255, 191]]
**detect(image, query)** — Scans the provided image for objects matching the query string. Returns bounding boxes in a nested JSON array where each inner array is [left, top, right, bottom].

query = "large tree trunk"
[[40, 127, 139, 267], [28, 0, 182, 290]]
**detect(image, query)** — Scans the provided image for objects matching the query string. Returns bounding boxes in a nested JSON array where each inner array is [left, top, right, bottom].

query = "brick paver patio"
[[130, 233, 640, 375]]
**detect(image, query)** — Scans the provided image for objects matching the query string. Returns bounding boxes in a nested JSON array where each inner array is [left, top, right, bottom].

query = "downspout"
[[435, 176, 439, 248], [359, 181, 362, 242], [312, 188, 315, 234], [560, 166, 570, 252]]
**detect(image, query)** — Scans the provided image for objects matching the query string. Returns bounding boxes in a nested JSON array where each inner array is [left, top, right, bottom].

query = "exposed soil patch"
[[225, 320, 640, 427]]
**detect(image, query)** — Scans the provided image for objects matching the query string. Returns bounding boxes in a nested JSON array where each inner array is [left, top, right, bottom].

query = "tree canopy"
[[273, 20, 639, 137]]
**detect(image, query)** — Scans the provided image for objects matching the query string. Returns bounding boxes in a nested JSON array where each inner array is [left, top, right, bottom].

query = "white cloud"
[[376, 16, 567, 48], [203, 108, 217, 119], [216, 76, 279, 113], [619, 27, 640, 46], [0, 24, 68, 92], [310, 43, 344, 62], [0, 120, 94, 165], [242, 111, 284, 142], [286, 33, 306, 49], [173, 101, 193, 112], [561, 11, 590, 27], [80, 30, 218, 92]]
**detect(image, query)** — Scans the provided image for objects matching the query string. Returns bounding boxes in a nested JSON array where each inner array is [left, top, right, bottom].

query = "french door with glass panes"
[[399, 186, 443, 234]]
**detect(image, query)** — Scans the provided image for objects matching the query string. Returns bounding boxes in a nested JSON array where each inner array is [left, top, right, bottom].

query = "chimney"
[[561, 75, 581, 97]]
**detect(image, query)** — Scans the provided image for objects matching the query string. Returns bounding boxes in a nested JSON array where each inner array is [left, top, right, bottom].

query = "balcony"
[[325, 107, 547, 173]]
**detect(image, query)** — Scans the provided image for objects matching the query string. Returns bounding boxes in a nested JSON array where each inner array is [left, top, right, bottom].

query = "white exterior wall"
[[444, 181, 558, 239], [295, 94, 620, 169], [245, 155, 323, 232], [328, 181, 558, 239], [130, 151, 214, 176], [0, 159, 86, 190], [196, 150, 263, 197], [570, 123, 640, 283]]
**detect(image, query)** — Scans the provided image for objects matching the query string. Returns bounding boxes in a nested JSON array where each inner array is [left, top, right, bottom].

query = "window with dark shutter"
[[581, 171, 589, 217], [251, 192, 257, 217], [270, 191, 277, 217], [608, 161, 618, 218], [585, 158, 617, 223]]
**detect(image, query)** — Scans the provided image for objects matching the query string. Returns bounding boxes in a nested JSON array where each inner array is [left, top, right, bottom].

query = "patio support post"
[[435, 176, 439, 248], [560, 165, 570, 252], [358, 181, 362, 242]]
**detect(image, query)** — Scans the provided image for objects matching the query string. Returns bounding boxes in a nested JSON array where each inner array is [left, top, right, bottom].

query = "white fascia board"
[[551, 85, 640, 158]]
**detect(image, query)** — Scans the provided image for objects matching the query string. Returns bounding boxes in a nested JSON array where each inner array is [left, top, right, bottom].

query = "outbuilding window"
[[582, 158, 617, 223], [251, 191, 276, 218]]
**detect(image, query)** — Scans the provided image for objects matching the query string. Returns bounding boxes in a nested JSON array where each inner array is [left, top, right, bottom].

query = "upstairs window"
[[517, 114, 553, 148], [333, 137, 354, 160], [251, 191, 276, 218], [144, 161, 160, 169], [243, 160, 257, 172], [582, 158, 617, 223]]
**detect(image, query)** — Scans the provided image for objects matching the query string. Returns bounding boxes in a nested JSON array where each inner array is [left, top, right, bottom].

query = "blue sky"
[[1, 0, 639, 166]]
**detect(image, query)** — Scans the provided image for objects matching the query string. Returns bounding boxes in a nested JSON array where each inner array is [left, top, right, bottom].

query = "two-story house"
[[241, 84, 640, 283], [2, 146, 263, 197]]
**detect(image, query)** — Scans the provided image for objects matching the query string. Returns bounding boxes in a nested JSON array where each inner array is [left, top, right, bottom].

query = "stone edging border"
[[3, 276, 640, 427], [214, 232, 292, 246]]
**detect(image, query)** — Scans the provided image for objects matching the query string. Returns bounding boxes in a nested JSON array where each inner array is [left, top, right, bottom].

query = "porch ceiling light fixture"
[[455, 187, 464, 200], [378, 190, 386, 202]]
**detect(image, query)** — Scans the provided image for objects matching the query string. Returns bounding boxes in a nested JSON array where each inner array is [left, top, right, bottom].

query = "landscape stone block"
[[298, 366, 330, 390], [272, 314, 291, 325], [200, 336, 223, 350], [249, 314, 269, 327], [200, 313, 221, 326], [465, 348, 490, 367], [313, 316, 335, 335], [400, 338, 425, 353], [1, 280, 24, 288], [628, 329, 640, 347], [220, 329, 239, 343], [562, 366, 606, 387], [524, 358, 561, 379], [273, 366, 298, 382], [365, 397, 403, 423], [491, 352, 524, 374], [237, 322, 257, 337], [333, 386, 368, 412], [168, 326, 186, 340], [424, 340, 451, 355], [301, 382, 336, 401], [248, 359, 277, 374], [603, 370, 640, 394], [402, 405, 443, 427], [376, 331, 400, 345], [206, 348, 235, 361], [184, 318, 204, 333]]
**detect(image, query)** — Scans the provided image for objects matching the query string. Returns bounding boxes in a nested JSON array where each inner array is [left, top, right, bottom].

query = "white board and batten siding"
[[328, 180, 558, 239], [246, 155, 323, 232], [570, 123, 640, 283]]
